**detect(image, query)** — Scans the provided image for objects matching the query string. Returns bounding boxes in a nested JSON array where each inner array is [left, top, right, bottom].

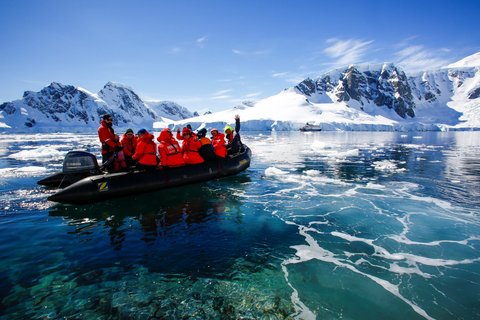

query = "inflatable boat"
[[39, 146, 251, 205]]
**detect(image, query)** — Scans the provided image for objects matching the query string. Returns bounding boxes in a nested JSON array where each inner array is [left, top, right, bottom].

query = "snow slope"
[[156, 52, 480, 132], [445, 52, 480, 68]]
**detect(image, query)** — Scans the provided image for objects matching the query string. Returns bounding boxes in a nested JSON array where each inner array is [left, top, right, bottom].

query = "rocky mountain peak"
[[295, 63, 416, 118], [0, 81, 194, 132], [98, 82, 156, 123]]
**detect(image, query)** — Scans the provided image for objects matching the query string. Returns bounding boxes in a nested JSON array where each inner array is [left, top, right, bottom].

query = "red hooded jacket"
[[98, 120, 119, 155], [181, 135, 204, 165], [157, 129, 185, 167], [132, 132, 158, 166], [120, 134, 137, 158]]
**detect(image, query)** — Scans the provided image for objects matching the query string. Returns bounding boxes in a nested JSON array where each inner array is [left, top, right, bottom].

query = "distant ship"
[[299, 123, 322, 131]]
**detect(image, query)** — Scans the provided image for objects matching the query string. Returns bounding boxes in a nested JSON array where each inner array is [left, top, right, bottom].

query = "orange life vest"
[[157, 129, 185, 167]]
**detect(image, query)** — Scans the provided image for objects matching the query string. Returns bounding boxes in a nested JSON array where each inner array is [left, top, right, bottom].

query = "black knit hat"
[[197, 128, 207, 138]]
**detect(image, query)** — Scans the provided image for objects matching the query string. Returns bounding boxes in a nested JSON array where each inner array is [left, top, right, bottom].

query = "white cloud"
[[271, 71, 308, 84], [196, 36, 207, 48], [211, 95, 231, 100], [244, 92, 262, 98], [324, 38, 373, 66], [168, 47, 182, 54], [272, 72, 289, 78], [252, 49, 270, 55], [395, 45, 450, 72], [210, 89, 233, 100], [232, 48, 270, 56], [212, 89, 232, 95]]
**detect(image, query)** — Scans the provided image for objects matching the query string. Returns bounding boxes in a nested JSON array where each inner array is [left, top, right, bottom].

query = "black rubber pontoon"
[[45, 146, 251, 205]]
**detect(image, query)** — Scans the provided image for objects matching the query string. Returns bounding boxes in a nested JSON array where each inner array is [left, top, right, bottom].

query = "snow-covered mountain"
[[2, 52, 480, 133], [0, 82, 193, 132], [161, 52, 480, 132], [145, 100, 194, 121]]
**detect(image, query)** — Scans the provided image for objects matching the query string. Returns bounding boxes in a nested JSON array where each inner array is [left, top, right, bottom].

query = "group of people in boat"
[[97, 114, 243, 172]]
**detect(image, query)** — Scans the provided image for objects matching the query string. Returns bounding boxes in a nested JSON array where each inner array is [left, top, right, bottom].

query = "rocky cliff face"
[[295, 62, 480, 121], [0, 82, 193, 132], [295, 64, 416, 118], [98, 82, 157, 125], [145, 100, 193, 121]]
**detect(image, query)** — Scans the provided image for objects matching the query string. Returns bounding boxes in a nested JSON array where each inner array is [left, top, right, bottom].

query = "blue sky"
[[1, 0, 479, 113]]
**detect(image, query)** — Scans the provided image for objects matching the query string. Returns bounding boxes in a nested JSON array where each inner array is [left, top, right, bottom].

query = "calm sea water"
[[0, 131, 479, 319]]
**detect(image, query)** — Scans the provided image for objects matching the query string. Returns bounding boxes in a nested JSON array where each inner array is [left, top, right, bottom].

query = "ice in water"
[[0, 131, 479, 319]]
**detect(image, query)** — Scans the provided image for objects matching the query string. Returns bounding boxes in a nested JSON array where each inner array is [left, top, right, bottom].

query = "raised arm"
[[234, 114, 240, 133]]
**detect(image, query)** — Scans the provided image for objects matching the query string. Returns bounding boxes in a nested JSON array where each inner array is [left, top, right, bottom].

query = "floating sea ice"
[[324, 148, 360, 160], [264, 167, 289, 177], [364, 182, 386, 190], [0, 166, 48, 178], [17, 166, 47, 172], [7, 146, 66, 160], [309, 141, 328, 152], [304, 170, 321, 177], [373, 160, 406, 172]]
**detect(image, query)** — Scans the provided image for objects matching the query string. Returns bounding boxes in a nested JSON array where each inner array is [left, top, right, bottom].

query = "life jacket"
[[157, 129, 185, 167], [211, 133, 227, 158], [196, 136, 215, 160], [120, 134, 137, 158], [98, 120, 118, 155], [132, 132, 158, 166], [181, 136, 204, 165], [199, 136, 211, 145]]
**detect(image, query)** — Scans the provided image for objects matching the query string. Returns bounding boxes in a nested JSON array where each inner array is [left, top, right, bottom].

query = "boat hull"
[[47, 147, 251, 205]]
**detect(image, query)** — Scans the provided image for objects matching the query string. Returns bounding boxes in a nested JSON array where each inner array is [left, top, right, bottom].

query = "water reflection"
[[50, 184, 232, 246], [46, 176, 298, 279]]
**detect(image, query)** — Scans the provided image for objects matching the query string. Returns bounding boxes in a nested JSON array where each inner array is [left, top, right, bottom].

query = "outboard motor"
[[62, 151, 101, 175], [38, 151, 102, 188]]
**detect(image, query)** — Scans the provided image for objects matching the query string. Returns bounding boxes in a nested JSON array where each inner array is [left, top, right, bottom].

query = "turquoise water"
[[1, 131, 479, 319]]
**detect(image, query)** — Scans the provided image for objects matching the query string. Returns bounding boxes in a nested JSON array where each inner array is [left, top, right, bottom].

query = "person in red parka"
[[120, 128, 137, 167], [157, 128, 185, 167], [176, 124, 195, 141], [98, 114, 121, 172], [181, 127, 204, 165], [132, 129, 158, 171], [210, 128, 227, 158]]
